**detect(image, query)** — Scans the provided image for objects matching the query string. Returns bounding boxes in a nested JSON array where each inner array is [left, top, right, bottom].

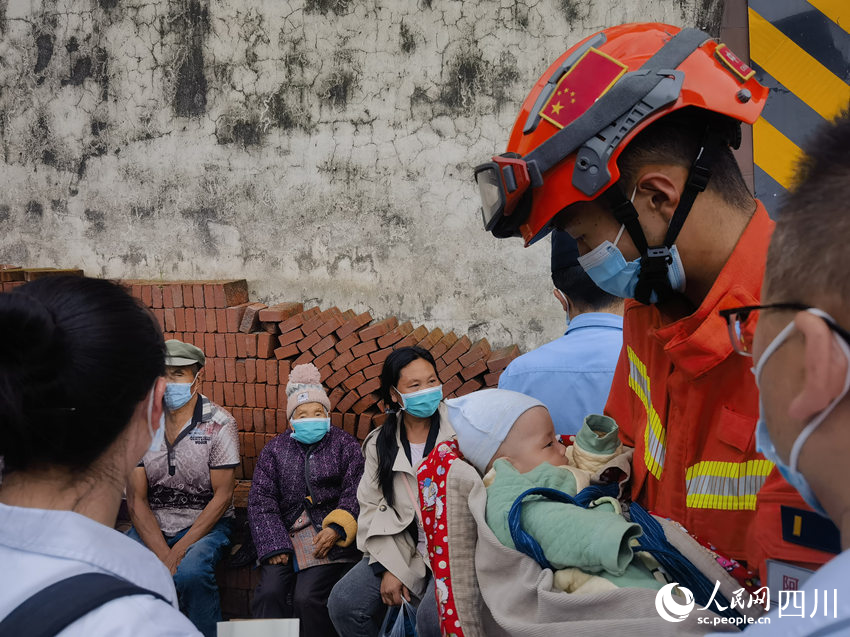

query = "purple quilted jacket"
[[248, 425, 364, 563]]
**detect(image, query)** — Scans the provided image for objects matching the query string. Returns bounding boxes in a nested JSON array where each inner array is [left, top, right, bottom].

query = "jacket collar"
[[392, 403, 453, 474], [650, 202, 773, 379], [565, 312, 623, 336]]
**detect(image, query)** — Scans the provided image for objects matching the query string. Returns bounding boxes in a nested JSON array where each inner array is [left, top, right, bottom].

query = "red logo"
[[714, 44, 755, 82], [539, 48, 628, 130], [783, 575, 800, 591]]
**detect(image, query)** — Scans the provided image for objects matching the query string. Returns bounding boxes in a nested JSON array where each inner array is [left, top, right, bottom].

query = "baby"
[[446, 388, 661, 593]]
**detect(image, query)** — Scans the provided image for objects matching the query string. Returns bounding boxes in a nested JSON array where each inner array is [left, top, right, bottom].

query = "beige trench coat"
[[356, 403, 454, 598]]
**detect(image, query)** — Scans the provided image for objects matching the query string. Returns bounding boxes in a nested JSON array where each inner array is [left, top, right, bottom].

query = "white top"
[[734, 549, 850, 636], [0, 503, 200, 636], [409, 442, 428, 559]]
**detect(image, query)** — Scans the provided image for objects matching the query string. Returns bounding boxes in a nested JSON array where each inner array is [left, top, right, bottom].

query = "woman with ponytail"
[[0, 276, 200, 635], [329, 346, 453, 637]]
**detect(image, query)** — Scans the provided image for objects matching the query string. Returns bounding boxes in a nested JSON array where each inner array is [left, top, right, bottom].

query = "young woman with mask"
[[0, 276, 200, 635], [328, 346, 454, 637], [248, 363, 364, 636]]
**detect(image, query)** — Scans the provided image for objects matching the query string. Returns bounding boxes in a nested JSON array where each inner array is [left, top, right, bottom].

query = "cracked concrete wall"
[[0, 0, 723, 351]]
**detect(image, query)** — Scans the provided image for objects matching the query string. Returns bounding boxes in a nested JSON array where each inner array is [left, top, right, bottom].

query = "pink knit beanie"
[[286, 363, 331, 419]]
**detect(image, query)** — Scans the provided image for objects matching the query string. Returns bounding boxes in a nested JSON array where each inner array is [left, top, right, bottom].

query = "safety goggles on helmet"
[[475, 24, 767, 247]]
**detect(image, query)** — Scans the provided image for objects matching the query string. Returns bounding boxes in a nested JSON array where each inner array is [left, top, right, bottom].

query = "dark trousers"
[[251, 561, 354, 637]]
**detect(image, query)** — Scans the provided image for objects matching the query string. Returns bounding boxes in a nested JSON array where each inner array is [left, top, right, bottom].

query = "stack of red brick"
[[0, 265, 84, 290], [121, 279, 520, 481]]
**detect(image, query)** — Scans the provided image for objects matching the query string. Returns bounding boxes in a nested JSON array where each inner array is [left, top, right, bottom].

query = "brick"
[[277, 328, 303, 347], [256, 357, 267, 384], [430, 332, 458, 360], [182, 284, 195, 307], [336, 311, 373, 340], [317, 315, 346, 338], [352, 393, 378, 414], [456, 378, 483, 397], [483, 370, 503, 387], [257, 333, 276, 359], [416, 328, 443, 351], [335, 333, 360, 355], [343, 413, 357, 436], [225, 333, 238, 358], [442, 375, 463, 397], [174, 308, 186, 332], [140, 285, 153, 308], [253, 409, 265, 433], [236, 333, 249, 358], [346, 356, 371, 375], [259, 321, 279, 335], [313, 348, 336, 370], [277, 387, 288, 410], [459, 338, 492, 367], [357, 412, 374, 439], [276, 409, 289, 433], [214, 359, 226, 382], [160, 285, 172, 309], [224, 358, 237, 383], [205, 359, 216, 382], [204, 333, 216, 357], [164, 308, 176, 332], [278, 360, 290, 387], [264, 409, 276, 431], [195, 308, 207, 334], [239, 303, 267, 333], [331, 350, 355, 371], [266, 385, 277, 408], [216, 309, 228, 332], [259, 302, 304, 322], [486, 345, 521, 373], [152, 309, 165, 330], [358, 317, 399, 342], [274, 344, 299, 360], [351, 339, 378, 359], [369, 347, 393, 366], [266, 360, 278, 385], [256, 386, 267, 409], [330, 411, 343, 429], [278, 307, 320, 335], [329, 387, 346, 411], [461, 358, 488, 380], [312, 334, 338, 357], [336, 390, 360, 413], [363, 362, 382, 380], [292, 351, 314, 368], [300, 313, 326, 337], [297, 331, 322, 353], [213, 333, 226, 358], [192, 284, 205, 308], [245, 384, 256, 408], [217, 280, 249, 308], [234, 383, 246, 407], [395, 325, 429, 350], [326, 367, 349, 389], [439, 359, 462, 383], [151, 284, 163, 309], [358, 376, 381, 397], [205, 309, 218, 333], [170, 284, 184, 308], [235, 360, 247, 383], [377, 321, 413, 349], [442, 335, 471, 366], [224, 382, 235, 405], [226, 303, 250, 333], [343, 372, 366, 392], [247, 334, 259, 358], [213, 382, 225, 406], [372, 412, 388, 428]]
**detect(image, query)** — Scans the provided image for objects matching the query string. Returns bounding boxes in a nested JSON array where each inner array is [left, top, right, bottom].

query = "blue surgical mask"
[[145, 384, 166, 453], [291, 417, 331, 445], [397, 385, 443, 418], [164, 373, 198, 411], [576, 187, 686, 302], [753, 308, 850, 517]]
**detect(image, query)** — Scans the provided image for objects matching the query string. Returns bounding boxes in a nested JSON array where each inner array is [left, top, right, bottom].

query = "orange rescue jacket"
[[605, 202, 833, 577]]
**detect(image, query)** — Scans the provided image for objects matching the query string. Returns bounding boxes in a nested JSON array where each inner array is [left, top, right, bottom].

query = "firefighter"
[[474, 23, 835, 580]]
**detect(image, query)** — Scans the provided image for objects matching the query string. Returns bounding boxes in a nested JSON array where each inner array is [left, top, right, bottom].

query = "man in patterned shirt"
[[127, 339, 240, 637]]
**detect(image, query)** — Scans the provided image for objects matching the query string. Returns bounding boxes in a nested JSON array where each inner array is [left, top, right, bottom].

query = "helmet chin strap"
[[602, 123, 724, 305]]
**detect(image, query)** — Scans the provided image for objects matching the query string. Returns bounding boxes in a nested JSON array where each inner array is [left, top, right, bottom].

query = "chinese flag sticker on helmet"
[[539, 48, 628, 130]]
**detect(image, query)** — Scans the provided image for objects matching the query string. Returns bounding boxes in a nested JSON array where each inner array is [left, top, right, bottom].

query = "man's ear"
[[553, 288, 569, 312], [636, 169, 687, 223], [788, 312, 849, 422], [151, 376, 166, 427]]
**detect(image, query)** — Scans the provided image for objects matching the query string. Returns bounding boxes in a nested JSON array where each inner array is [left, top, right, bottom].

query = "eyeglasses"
[[719, 303, 850, 357]]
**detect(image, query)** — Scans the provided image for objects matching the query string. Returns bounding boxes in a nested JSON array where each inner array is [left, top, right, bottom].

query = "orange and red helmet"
[[475, 23, 768, 246]]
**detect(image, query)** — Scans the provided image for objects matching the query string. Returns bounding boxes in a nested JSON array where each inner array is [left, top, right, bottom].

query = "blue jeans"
[[127, 518, 232, 637]]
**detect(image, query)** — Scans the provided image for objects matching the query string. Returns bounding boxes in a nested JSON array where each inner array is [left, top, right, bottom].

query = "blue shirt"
[[498, 312, 623, 435]]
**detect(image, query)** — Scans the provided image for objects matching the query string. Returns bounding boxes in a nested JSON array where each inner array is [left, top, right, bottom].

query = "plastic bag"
[[379, 598, 417, 637]]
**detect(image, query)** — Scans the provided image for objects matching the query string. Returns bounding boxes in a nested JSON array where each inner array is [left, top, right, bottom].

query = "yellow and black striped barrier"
[[748, 0, 850, 214]]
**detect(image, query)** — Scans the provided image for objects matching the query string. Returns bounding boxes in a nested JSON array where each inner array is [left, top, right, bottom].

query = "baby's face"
[[492, 406, 567, 473]]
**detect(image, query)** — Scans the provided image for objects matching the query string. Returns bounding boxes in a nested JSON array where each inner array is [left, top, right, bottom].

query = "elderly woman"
[[248, 363, 363, 636], [329, 346, 454, 637], [0, 276, 199, 635]]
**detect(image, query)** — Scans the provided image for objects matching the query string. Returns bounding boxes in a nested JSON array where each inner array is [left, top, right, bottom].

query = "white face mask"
[[145, 382, 166, 454]]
